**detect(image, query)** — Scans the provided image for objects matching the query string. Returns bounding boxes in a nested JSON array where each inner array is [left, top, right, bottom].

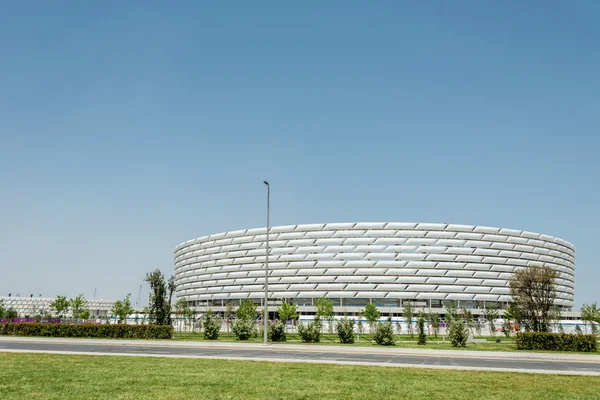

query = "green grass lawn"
[[1, 353, 599, 400]]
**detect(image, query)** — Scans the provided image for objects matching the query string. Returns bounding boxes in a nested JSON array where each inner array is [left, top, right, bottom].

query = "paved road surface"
[[1, 339, 599, 376]]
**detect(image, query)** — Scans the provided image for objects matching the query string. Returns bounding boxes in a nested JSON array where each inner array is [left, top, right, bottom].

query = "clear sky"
[[0, 1, 598, 308]]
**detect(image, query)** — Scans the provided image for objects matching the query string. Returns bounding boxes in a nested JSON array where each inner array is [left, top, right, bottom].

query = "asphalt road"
[[1, 340, 600, 376]]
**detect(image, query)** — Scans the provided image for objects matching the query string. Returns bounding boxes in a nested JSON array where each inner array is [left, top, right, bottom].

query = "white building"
[[174, 222, 575, 316], [0, 296, 115, 318]]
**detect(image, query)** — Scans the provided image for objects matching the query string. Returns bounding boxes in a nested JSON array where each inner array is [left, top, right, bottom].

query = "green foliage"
[[50, 296, 69, 318], [277, 299, 299, 323], [336, 318, 355, 344], [403, 302, 414, 339], [0, 299, 5, 319], [202, 309, 221, 340], [236, 299, 258, 320], [483, 305, 500, 336], [428, 311, 440, 337], [80, 309, 90, 321], [69, 294, 88, 320], [232, 300, 257, 340], [5, 308, 18, 321], [145, 269, 174, 326], [581, 302, 600, 334], [298, 318, 322, 343], [448, 317, 468, 347], [357, 319, 364, 335], [361, 303, 380, 334], [0, 323, 173, 339], [373, 320, 395, 346], [232, 318, 256, 340], [267, 319, 286, 342], [516, 332, 597, 352], [417, 314, 426, 345], [315, 298, 334, 332], [112, 294, 134, 324], [509, 265, 559, 332]]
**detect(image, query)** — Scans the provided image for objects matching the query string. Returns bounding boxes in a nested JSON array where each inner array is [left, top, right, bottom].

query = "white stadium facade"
[[174, 222, 576, 317]]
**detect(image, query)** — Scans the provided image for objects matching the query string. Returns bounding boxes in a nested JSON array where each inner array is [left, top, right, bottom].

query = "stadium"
[[173, 222, 575, 317]]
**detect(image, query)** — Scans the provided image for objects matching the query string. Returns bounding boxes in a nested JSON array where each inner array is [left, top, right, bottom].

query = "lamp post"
[[263, 180, 270, 345]]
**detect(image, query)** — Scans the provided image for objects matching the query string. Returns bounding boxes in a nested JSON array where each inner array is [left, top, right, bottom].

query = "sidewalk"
[[1, 336, 599, 362]]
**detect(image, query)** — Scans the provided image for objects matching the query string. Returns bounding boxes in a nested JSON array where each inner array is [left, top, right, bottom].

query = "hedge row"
[[515, 332, 597, 352], [0, 323, 174, 340]]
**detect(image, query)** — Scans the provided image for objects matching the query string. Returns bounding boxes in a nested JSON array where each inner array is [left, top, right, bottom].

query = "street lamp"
[[263, 180, 270, 345]]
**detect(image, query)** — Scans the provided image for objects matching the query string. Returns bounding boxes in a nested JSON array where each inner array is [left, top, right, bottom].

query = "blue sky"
[[0, 1, 598, 307]]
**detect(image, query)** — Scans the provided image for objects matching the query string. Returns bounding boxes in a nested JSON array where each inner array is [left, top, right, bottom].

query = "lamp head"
[[263, 181, 269, 186]]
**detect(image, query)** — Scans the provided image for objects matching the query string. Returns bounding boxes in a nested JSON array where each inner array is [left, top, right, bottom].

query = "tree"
[[509, 265, 559, 332], [362, 303, 380, 336], [145, 269, 171, 325], [6, 308, 18, 322], [444, 302, 468, 347], [373, 318, 396, 346], [461, 308, 474, 336], [80, 309, 90, 321], [336, 318, 355, 344], [428, 310, 440, 337], [203, 308, 221, 340], [50, 295, 69, 318], [0, 299, 6, 319], [277, 299, 299, 329], [224, 302, 235, 335], [112, 294, 134, 324], [315, 297, 335, 333], [403, 302, 414, 339], [69, 294, 88, 321], [483, 305, 500, 336], [233, 299, 258, 340], [417, 314, 427, 345], [167, 275, 176, 325], [581, 303, 600, 334]]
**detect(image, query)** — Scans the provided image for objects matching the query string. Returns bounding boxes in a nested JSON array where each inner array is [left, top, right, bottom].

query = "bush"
[[336, 319, 355, 344], [448, 318, 468, 347], [203, 310, 221, 340], [373, 321, 395, 346], [417, 315, 427, 345], [298, 319, 322, 343], [516, 332, 597, 352], [268, 319, 286, 342], [0, 323, 173, 339], [232, 318, 255, 340]]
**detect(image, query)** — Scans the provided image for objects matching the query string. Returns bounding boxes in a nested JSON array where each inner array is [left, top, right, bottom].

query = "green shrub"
[[0, 323, 173, 339], [298, 319, 322, 343], [268, 319, 286, 342], [373, 321, 395, 346], [202, 309, 221, 340], [515, 332, 597, 352], [232, 318, 255, 340], [448, 318, 468, 347], [336, 319, 355, 344], [417, 315, 427, 345]]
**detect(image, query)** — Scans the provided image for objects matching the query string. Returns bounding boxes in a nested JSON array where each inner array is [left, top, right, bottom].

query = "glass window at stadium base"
[[173, 223, 575, 316]]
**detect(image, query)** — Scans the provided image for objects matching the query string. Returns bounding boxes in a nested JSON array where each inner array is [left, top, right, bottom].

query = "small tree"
[[233, 299, 258, 340], [315, 298, 335, 333], [6, 308, 18, 322], [509, 265, 559, 332], [0, 299, 6, 319], [224, 302, 235, 335], [203, 308, 221, 340], [403, 302, 414, 339], [145, 270, 169, 325], [336, 318, 355, 344], [174, 298, 191, 333], [445, 302, 467, 347], [268, 319, 286, 342], [80, 309, 90, 321], [373, 318, 396, 346], [581, 303, 600, 334], [277, 299, 299, 332], [428, 311, 440, 337], [483, 305, 499, 336], [298, 317, 322, 343], [417, 314, 427, 345], [461, 308, 474, 336], [69, 294, 88, 321], [50, 295, 69, 318], [112, 293, 134, 324], [362, 303, 380, 336]]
